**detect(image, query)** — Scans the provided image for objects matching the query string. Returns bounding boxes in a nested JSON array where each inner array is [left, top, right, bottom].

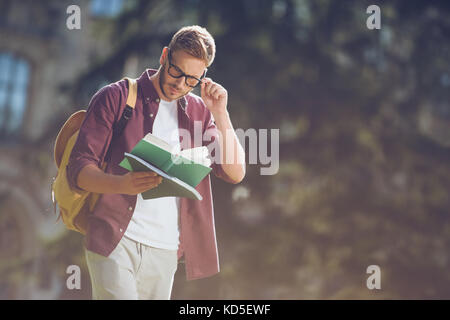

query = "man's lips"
[[169, 86, 180, 95]]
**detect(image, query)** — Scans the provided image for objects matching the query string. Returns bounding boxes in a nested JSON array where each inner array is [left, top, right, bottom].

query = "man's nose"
[[174, 76, 185, 87]]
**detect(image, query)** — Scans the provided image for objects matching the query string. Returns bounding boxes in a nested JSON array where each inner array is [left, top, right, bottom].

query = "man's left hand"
[[200, 77, 228, 116]]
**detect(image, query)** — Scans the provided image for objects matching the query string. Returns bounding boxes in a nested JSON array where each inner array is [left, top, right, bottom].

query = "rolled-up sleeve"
[[66, 84, 121, 191], [202, 108, 236, 184]]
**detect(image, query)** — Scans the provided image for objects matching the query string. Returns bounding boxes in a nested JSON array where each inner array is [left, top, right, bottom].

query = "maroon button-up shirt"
[[67, 69, 234, 280]]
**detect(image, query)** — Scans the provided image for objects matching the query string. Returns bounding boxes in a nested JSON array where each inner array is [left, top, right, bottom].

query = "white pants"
[[85, 236, 178, 300]]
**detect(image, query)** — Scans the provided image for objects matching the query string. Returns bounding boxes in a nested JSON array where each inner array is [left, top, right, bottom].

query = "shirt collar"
[[137, 68, 188, 113]]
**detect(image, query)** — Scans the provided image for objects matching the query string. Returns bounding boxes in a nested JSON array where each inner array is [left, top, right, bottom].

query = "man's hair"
[[168, 25, 216, 67]]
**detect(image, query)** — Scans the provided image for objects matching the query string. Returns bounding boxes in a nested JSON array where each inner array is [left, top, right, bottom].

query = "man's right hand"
[[118, 171, 163, 195], [77, 164, 163, 195]]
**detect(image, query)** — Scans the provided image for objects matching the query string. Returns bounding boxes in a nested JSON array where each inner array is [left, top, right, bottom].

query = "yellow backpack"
[[51, 77, 138, 235]]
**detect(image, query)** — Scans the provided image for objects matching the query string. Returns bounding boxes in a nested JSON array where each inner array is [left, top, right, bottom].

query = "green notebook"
[[119, 133, 212, 200]]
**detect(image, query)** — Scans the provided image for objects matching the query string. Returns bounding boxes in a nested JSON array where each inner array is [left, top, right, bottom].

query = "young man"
[[66, 26, 245, 299]]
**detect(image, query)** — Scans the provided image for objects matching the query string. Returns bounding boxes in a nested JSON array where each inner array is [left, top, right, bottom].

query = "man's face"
[[159, 48, 207, 101]]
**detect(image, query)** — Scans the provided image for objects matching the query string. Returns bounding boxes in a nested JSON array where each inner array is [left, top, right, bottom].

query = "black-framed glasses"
[[166, 48, 207, 88]]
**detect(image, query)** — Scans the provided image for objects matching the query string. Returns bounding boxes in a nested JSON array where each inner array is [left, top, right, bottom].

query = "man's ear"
[[160, 47, 169, 65]]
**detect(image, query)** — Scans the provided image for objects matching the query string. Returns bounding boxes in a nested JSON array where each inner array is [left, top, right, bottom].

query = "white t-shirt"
[[124, 98, 181, 250]]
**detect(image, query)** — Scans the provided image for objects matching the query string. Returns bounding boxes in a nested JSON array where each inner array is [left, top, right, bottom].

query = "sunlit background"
[[0, 0, 449, 299]]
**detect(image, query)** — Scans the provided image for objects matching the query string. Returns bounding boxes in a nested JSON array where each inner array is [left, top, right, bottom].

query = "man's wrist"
[[212, 109, 229, 121], [110, 174, 124, 194]]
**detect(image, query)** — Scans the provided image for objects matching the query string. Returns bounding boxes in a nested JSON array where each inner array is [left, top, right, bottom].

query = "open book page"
[[179, 146, 212, 167], [143, 132, 212, 167], [124, 153, 203, 200], [142, 132, 173, 153]]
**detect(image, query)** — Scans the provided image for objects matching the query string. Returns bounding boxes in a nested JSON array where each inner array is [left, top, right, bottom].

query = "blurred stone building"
[[0, 0, 126, 299]]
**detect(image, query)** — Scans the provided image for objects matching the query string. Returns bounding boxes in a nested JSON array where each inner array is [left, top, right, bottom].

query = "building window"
[[0, 52, 30, 139], [90, 0, 123, 17]]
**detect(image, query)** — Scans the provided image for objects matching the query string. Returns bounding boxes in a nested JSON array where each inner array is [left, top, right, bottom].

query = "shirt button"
[[119, 228, 123, 233], [149, 113, 154, 118], [128, 206, 133, 211], [155, 98, 160, 103], [146, 97, 150, 101]]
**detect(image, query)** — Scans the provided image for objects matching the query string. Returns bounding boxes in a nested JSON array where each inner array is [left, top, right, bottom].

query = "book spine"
[[160, 155, 181, 172]]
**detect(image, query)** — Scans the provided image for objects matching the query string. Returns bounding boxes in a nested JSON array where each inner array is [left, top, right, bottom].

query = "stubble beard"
[[159, 64, 187, 101]]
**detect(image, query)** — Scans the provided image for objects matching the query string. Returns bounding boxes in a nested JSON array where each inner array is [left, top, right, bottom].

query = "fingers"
[[135, 175, 160, 182], [136, 181, 162, 191], [133, 171, 158, 178], [121, 171, 163, 195], [135, 181, 161, 194], [131, 171, 162, 189], [200, 78, 209, 98], [207, 81, 216, 97], [202, 78, 215, 96], [132, 172, 159, 182], [135, 176, 163, 191], [135, 174, 162, 184], [210, 86, 221, 99], [201, 78, 222, 99]]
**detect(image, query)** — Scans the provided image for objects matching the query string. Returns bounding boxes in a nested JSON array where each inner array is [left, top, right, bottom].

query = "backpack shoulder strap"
[[125, 77, 138, 108], [105, 77, 138, 162], [114, 77, 138, 134]]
